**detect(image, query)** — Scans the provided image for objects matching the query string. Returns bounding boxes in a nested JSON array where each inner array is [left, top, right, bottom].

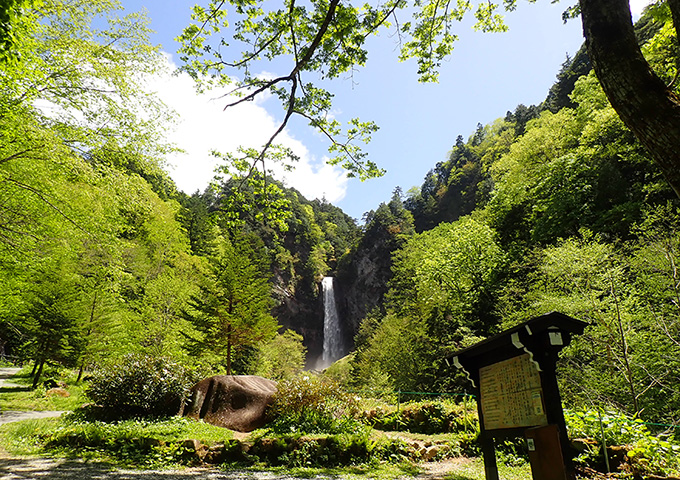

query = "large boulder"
[[182, 375, 277, 432]]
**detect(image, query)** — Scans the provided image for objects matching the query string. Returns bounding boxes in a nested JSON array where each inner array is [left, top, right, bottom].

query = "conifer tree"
[[183, 236, 278, 374]]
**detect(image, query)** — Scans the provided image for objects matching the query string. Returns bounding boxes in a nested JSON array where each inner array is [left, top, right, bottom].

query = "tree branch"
[[0, 146, 44, 166], [237, 76, 299, 190], [221, 75, 292, 109], [291, 0, 340, 78], [191, 0, 229, 44], [296, 110, 367, 173]]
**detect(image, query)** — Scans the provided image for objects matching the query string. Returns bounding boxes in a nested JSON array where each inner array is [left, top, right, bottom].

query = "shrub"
[[86, 355, 194, 418], [565, 408, 680, 477], [247, 433, 420, 467], [253, 329, 307, 381], [361, 398, 478, 435], [267, 374, 365, 435]]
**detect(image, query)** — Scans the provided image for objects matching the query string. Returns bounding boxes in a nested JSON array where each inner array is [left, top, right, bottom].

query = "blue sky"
[[124, 1, 649, 221]]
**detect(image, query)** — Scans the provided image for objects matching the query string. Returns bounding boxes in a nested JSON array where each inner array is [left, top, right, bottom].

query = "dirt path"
[[0, 367, 65, 425], [0, 456, 477, 480], [0, 368, 22, 388], [0, 457, 277, 480]]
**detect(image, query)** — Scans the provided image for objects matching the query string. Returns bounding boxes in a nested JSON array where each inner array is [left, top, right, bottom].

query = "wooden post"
[[539, 355, 576, 480]]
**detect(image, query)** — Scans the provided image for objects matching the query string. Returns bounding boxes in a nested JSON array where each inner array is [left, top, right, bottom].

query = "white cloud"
[[629, 0, 653, 17], [147, 54, 348, 203]]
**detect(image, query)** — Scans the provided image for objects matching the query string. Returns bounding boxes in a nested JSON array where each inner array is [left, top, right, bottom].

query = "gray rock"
[[182, 375, 277, 432]]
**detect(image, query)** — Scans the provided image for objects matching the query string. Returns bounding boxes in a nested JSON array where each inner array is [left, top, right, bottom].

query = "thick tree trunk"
[[579, 0, 680, 198]]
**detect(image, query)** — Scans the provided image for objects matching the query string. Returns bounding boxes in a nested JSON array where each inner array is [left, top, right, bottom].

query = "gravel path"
[[0, 457, 308, 480], [0, 456, 468, 480], [0, 367, 65, 425]]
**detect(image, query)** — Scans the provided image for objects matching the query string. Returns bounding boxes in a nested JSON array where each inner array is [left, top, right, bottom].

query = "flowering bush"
[[267, 374, 364, 434], [86, 355, 194, 418]]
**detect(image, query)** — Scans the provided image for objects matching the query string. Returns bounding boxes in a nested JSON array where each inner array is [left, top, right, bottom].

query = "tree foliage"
[[182, 236, 278, 374], [3, 0, 680, 436]]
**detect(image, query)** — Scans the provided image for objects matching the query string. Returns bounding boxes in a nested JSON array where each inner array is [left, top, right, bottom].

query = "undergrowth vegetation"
[[360, 397, 478, 435], [0, 383, 85, 412], [0, 365, 86, 411], [565, 408, 680, 477], [0, 415, 233, 466], [267, 375, 364, 435]]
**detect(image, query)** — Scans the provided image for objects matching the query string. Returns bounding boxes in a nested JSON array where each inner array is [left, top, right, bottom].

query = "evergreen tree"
[[183, 236, 278, 374]]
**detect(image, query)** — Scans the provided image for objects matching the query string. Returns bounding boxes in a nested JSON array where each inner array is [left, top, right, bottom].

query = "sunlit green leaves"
[[2, 0, 169, 154], [253, 329, 307, 380], [396, 216, 505, 314], [212, 146, 294, 232], [472, 2, 508, 32], [399, 0, 464, 82], [182, 235, 278, 373]]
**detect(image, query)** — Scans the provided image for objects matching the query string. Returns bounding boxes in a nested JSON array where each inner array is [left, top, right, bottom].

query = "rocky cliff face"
[[336, 248, 391, 337], [266, 192, 409, 367], [271, 248, 391, 368], [272, 275, 325, 368], [334, 199, 414, 352]]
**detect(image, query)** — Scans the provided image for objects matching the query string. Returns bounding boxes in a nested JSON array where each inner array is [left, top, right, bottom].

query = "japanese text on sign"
[[479, 353, 548, 430]]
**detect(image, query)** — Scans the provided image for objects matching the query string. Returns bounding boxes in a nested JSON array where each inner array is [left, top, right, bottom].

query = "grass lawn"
[[0, 384, 86, 412], [0, 367, 87, 412], [0, 371, 531, 478], [435, 458, 532, 480], [0, 415, 533, 479]]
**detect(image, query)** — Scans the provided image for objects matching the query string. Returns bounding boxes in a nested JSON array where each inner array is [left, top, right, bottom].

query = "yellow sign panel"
[[479, 354, 548, 430]]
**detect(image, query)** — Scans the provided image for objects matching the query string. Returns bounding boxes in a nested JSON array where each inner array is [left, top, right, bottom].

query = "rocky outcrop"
[[272, 280, 324, 366], [336, 231, 397, 338], [335, 197, 413, 340], [182, 375, 277, 432]]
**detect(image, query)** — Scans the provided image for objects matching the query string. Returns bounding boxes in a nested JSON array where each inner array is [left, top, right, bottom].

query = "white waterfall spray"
[[321, 276, 343, 367]]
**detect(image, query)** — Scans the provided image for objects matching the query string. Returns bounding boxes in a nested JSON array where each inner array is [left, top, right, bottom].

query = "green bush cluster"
[[85, 355, 194, 418], [33, 414, 449, 468], [267, 374, 365, 435], [33, 415, 233, 467], [565, 408, 680, 477], [247, 433, 419, 467], [360, 398, 478, 435]]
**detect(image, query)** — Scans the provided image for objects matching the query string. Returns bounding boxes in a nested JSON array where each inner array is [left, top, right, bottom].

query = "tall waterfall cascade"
[[321, 276, 343, 367]]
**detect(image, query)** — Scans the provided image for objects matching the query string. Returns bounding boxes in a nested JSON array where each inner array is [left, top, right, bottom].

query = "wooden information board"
[[479, 353, 548, 430]]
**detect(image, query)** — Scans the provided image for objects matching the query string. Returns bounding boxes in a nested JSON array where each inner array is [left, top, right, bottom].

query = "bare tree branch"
[[221, 75, 292, 109]]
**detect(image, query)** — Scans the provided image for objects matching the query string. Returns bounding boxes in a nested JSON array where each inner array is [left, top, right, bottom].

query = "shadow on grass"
[[0, 386, 32, 393]]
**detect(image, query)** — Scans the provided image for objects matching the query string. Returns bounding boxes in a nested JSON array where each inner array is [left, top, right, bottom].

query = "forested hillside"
[[345, 6, 680, 425], [1, 0, 679, 434]]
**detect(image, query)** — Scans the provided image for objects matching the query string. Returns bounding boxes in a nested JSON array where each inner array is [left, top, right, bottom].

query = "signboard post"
[[449, 312, 587, 480]]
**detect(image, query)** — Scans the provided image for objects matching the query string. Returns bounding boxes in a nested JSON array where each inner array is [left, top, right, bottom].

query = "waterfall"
[[321, 276, 343, 367]]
